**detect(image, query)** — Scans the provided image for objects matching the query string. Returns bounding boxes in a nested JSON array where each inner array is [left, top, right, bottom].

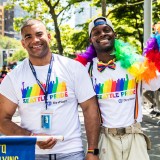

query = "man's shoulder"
[[54, 54, 83, 66], [54, 54, 73, 61]]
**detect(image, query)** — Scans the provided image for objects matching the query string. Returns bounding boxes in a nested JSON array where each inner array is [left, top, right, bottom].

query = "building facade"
[[4, 7, 14, 38], [0, 0, 14, 38]]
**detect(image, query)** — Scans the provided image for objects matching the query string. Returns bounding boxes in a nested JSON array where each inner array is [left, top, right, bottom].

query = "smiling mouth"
[[97, 39, 110, 44], [31, 44, 43, 49], [100, 39, 109, 42]]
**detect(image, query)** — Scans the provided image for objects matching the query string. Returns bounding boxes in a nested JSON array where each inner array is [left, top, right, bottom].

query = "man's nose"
[[32, 36, 40, 42], [99, 31, 106, 37]]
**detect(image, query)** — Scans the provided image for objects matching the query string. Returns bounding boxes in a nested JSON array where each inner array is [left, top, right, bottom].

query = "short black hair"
[[21, 19, 45, 34]]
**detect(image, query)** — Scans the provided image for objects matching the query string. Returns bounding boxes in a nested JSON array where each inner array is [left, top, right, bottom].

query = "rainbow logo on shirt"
[[21, 77, 68, 103], [94, 74, 136, 99]]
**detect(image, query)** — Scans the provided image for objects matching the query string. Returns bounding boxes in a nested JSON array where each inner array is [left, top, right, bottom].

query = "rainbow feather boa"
[[75, 29, 160, 83]]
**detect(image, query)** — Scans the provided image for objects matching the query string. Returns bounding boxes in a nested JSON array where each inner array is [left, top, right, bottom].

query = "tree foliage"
[[7, 49, 28, 63], [0, 35, 27, 62], [0, 35, 21, 49], [4, 0, 160, 57]]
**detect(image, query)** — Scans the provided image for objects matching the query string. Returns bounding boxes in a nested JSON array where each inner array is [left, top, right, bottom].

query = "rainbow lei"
[[75, 26, 160, 83]]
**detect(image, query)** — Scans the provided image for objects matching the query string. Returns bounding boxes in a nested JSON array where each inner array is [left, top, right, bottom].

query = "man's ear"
[[48, 33, 51, 42], [114, 32, 117, 38], [89, 38, 92, 45]]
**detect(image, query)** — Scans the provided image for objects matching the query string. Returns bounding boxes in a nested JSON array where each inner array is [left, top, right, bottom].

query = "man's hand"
[[32, 133, 57, 149], [85, 153, 100, 160], [36, 137, 57, 149]]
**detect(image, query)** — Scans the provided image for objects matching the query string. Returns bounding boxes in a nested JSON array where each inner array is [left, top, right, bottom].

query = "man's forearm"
[[0, 119, 31, 136], [83, 106, 101, 149]]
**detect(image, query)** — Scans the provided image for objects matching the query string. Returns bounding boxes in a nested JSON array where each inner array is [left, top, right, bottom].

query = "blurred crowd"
[[0, 62, 17, 83]]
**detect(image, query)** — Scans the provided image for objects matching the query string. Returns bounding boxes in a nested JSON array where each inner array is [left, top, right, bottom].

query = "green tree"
[[0, 35, 21, 49], [101, 0, 106, 16], [7, 49, 28, 63], [0, 35, 27, 62], [152, 0, 160, 24], [71, 22, 90, 52]]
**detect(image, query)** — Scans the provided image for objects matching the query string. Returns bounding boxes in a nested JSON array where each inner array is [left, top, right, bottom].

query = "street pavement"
[[4, 105, 160, 159], [142, 105, 160, 160]]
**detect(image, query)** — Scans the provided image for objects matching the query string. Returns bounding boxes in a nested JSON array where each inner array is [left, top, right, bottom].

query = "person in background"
[[8, 62, 18, 70], [153, 90, 160, 117], [75, 17, 160, 160], [143, 90, 156, 108], [143, 89, 160, 116], [0, 19, 100, 160], [0, 65, 9, 83]]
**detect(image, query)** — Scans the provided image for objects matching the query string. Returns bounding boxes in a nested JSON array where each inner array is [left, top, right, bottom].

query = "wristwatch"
[[87, 148, 99, 155]]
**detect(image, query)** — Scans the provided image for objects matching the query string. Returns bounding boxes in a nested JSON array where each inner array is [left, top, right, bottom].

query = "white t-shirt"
[[0, 54, 96, 154], [88, 58, 160, 128]]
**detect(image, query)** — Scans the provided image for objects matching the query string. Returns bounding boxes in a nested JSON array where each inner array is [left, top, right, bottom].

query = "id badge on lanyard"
[[29, 55, 54, 130], [41, 110, 53, 130]]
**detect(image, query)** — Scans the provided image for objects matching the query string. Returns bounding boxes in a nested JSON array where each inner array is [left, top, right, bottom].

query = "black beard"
[[95, 39, 115, 53], [97, 43, 114, 53], [105, 45, 114, 52]]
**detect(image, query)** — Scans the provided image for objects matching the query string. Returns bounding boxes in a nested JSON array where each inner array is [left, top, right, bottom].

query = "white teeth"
[[100, 39, 109, 43], [32, 45, 42, 48]]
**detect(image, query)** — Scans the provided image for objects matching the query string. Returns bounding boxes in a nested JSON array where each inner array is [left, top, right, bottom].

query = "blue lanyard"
[[29, 55, 54, 110]]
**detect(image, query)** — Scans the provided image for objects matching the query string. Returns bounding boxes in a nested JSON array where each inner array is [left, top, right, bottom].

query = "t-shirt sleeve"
[[0, 75, 18, 104], [74, 62, 96, 103]]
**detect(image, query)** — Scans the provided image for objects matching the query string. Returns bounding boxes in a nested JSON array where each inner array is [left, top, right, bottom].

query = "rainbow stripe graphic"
[[94, 74, 136, 99], [21, 77, 68, 103]]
